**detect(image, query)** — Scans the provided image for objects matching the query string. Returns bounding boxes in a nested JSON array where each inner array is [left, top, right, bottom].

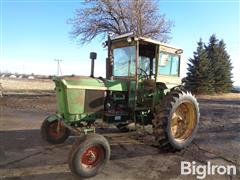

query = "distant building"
[[9, 75, 17, 78], [28, 76, 35, 79]]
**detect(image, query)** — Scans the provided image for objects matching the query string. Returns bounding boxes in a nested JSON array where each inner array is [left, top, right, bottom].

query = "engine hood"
[[53, 76, 128, 91]]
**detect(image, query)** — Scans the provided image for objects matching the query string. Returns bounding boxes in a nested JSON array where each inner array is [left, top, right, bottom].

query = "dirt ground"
[[0, 89, 239, 179]]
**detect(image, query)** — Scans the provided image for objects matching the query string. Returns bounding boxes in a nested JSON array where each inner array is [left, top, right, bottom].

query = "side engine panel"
[[84, 90, 105, 113]]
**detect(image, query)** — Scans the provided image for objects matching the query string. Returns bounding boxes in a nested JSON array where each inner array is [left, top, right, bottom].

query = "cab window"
[[158, 52, 180, 76]]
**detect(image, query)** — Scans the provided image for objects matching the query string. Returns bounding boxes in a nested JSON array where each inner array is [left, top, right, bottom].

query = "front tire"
[[153, 90, 200, 151], [41, 118, 70, 144], [68, 134, 110, 178]]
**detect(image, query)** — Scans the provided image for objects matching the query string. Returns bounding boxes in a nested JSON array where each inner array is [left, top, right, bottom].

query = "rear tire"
[[153, 90, 199, 151], [41, 118, 70, 144], [68, 134, 110, 178]]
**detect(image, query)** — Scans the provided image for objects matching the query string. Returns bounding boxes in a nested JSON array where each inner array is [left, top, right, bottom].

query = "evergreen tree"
[[206, 35, 233, 93], [186, 34, 233, 94], [216, 40, 233, 92], [185, 39, 213, 94]]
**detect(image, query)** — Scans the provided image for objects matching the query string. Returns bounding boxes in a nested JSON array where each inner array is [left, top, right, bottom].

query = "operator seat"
[[142, 79, 156, 91]]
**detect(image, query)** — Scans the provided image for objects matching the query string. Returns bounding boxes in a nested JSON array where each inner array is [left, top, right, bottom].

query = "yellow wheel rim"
[[170, 102, 196, 142]]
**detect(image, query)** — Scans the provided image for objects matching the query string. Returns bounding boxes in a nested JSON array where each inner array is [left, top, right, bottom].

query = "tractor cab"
[[107, 33, 182, 83], [106, 33, 183, 110]]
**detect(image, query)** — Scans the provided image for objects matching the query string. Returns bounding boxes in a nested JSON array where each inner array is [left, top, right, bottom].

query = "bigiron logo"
[[181, 161, 237, 179]]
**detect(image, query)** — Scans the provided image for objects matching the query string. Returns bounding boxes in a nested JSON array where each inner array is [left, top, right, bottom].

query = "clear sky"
[[0, 0, 239, 85]]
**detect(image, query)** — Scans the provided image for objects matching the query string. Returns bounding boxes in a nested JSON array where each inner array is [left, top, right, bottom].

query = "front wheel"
[[153, 90, 200, 151], [68, 134, 110, 178], [41, 118, 70, 144]]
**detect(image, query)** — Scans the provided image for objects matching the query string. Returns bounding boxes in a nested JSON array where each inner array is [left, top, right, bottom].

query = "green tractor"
[[41, 33, 200, 178]]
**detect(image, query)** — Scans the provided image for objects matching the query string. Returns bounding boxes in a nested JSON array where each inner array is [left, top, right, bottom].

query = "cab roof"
[[110, 32, 183, 53]]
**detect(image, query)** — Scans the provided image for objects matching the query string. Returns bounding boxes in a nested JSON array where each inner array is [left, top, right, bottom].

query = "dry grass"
[[0, 78, 54, 93], [197, 93, 240, 100]]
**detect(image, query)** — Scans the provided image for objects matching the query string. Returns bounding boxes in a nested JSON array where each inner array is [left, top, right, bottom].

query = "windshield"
[[113, 46, 136, 76]]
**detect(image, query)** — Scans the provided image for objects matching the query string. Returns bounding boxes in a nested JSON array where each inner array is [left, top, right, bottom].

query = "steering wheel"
[[138, 68, 148, 80]]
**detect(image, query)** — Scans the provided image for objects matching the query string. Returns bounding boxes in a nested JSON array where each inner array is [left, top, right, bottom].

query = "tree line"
[[185, 34, 233, 94]]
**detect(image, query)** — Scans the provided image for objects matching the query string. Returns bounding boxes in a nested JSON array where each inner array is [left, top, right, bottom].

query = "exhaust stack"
[[90, 52, 97, 77]]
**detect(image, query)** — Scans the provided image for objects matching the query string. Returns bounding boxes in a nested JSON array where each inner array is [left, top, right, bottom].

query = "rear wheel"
[[41, 118, 70, 144], [153, 90, 199, 151], [68, 134, 110, 178]]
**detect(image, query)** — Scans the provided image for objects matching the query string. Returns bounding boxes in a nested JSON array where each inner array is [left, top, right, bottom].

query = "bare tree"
[[69, 0, 173, 43]]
